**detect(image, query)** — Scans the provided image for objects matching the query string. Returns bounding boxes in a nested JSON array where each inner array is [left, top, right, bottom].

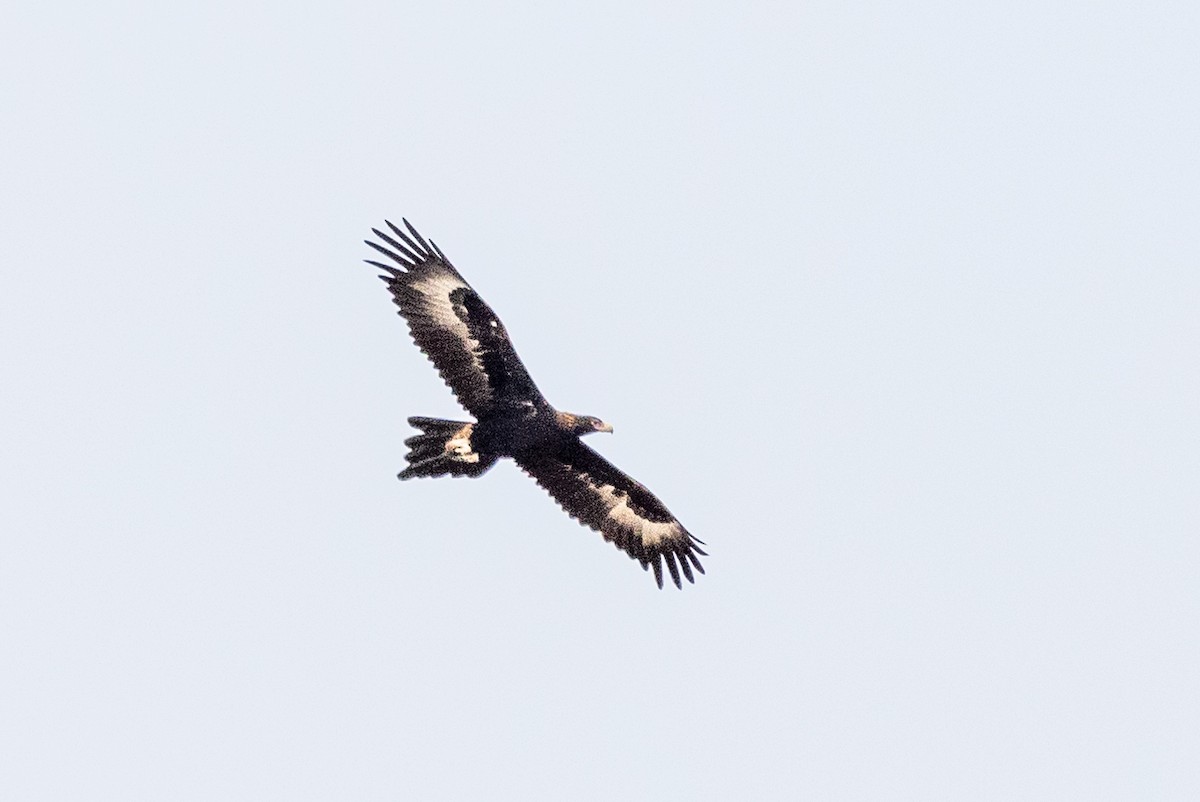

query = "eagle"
[[364, 219, 706, 589]]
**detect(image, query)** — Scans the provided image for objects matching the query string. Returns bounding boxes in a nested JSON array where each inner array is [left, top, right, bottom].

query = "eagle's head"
[[559, 412, 614, 436]]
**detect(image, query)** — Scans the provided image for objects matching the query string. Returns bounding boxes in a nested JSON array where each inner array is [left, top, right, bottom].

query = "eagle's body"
[[365, 219, 705, 589]]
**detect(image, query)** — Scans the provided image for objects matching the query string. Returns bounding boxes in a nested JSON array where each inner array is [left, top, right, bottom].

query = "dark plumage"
[[365, 219, 705, 589]]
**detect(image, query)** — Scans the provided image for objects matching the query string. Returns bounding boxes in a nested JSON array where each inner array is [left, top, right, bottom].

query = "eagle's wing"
[[516, 441, 706, 589], [366, 220, 547, 418]]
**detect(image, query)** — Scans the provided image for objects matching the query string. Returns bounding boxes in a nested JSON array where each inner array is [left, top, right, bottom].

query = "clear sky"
[[2, 2, 1198, 799]]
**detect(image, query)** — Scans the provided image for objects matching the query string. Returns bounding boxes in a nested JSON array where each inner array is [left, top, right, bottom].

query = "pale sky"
[[2, 2, 1198, 799]]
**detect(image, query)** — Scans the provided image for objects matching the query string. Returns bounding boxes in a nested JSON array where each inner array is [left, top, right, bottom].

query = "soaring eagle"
[[365, 219, 706, 589]]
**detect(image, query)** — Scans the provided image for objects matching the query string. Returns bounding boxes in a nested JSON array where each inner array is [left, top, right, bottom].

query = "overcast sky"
[[2, 2, 1198, 799]]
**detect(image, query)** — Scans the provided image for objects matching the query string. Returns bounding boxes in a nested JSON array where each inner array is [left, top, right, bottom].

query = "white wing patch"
[[410, 271, 476, 348], [402, 267, 495, 405], [590, 478, 677, 546]]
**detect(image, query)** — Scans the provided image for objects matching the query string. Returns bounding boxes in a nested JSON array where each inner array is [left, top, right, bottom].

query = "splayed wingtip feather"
[[679, 553, 694, 584], [365, 259, 402, 277], [665, 551, 682, 589], [373, 227, 423, 264], [403, 218, 434, 253], [384, 219, 429, 260], [365, 238, 412, 266]]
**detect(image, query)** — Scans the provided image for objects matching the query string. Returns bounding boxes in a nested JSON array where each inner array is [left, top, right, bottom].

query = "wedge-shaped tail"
[[399, 417, 497, 479]]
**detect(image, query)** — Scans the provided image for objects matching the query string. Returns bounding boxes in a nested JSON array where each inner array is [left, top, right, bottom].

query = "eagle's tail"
[[399, 417, 497, 479]]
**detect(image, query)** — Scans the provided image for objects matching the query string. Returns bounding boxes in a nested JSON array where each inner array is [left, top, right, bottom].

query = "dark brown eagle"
[[364, 219, 706, 589]]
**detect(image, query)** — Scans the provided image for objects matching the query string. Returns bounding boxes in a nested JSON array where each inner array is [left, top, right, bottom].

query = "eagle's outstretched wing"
[[366, 220, 547, 418], [516, 442, 706, 589]]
